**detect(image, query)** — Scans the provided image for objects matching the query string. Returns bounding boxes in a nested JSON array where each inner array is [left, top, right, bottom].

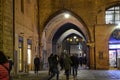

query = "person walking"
[[71, 54, 79, 78], [48, 54, 59, 80], [63, 53, 72, 80], [0, 51, 9, 80], [83, 53, 87, 69], [34, 55, 40, 74], [48, 53, 54, 75], [79, 54, 83, 67], [59, 54, 64, 70]]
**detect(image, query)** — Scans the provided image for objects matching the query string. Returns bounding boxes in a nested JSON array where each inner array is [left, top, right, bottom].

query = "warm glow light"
[[76, 38, 79, 42], [64, 13, 70, 18], [67, 38, 69, 41], [74, 36, 77, 39], [70, 39, 72, 42], [27, 49, 31, 64]]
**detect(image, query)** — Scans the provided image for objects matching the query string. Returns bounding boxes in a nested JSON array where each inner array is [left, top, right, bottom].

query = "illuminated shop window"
[[18, 36, 23, 72], [27, 45, 31, 64], [27, 39, 32, 65], [105, 5, 120, 24]]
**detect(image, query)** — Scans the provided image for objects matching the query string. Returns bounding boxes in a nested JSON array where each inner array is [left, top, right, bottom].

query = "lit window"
[[105, 5, 120, 24], [70, 38, 72, 42]]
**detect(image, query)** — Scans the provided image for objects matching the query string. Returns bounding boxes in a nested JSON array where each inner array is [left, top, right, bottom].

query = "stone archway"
[[41, 11, 90, 69]]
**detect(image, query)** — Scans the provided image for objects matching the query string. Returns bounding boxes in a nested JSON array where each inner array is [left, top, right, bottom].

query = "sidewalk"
[[11, 70, 120, 80], [11, 70, 48, 80]]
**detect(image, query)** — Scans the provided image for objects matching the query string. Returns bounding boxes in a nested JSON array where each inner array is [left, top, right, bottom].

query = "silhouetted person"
[[71, 54, 79, 77], [34, 55, 40, 74], [48, 54, 59, 80], [79, 54, 83, 67], [63, 54, 72, 80], [48, 53, 54, 75], [83, 53, 87, 69], [59, 55, 64, 70]]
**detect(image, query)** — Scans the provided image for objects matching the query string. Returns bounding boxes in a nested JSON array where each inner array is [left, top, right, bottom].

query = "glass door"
[[109, 50, 117, 67]]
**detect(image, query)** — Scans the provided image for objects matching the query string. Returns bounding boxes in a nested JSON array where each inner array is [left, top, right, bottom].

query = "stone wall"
[[0, 0, 3, 51], [0, 0, 13, 57], [15, 0, 39, 71]]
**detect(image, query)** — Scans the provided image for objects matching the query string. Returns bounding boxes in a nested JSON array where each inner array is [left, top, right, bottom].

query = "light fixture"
[[76, 38, 79, 42], [73, 36, 77, 39], [67, 38, 69, 41], [64, 13, 70, 18], [70, 38, 72, 42]]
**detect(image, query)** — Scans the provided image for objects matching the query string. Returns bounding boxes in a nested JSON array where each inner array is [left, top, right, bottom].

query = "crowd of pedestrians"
[[47, 52, 87, 80]]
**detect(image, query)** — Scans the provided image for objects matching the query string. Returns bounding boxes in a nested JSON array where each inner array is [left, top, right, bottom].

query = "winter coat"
[[64, 56, 72, 70], [0, 62, 9, 80]]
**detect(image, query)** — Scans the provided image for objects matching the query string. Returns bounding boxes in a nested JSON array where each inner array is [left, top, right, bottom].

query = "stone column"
[[88, 42, 95, 69]]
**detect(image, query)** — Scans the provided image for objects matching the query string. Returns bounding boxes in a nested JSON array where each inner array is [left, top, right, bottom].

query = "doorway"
[[109, 43, 120, 69], [109, 49, 117, 68]]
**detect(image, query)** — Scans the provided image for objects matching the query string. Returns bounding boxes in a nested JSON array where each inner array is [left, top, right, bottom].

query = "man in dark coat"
[[34, 55, 40, 74], [64, 54, 72, 80], [71, 54, 79, 77], [48, 53, 54, 75], [48, 54, 59, 80]]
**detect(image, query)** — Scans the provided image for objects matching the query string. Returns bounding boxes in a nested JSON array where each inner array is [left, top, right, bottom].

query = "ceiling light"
[[73, 36, 77, 39], [64, 13, 70, 18]]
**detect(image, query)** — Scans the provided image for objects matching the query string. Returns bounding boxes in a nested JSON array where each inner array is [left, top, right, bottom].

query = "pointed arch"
[[43, 9, 91, 43]]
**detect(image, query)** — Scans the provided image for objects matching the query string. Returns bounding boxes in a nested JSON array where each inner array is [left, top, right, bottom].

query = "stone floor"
[[11, 69, 120, 80]]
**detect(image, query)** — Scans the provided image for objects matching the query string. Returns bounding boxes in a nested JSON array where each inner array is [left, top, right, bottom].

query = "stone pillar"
[[88, 42, 95, 69], [0, 0, 13, 56]]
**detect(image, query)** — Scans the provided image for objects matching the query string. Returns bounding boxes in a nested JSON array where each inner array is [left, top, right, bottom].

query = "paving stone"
[[11, 70, 120, 80]]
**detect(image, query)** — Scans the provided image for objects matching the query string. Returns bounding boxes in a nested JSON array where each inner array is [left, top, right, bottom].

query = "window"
[[105, 5, 120, 24]]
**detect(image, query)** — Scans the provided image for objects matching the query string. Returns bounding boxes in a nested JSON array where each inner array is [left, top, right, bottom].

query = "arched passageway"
[[41, 11, 91, 69]]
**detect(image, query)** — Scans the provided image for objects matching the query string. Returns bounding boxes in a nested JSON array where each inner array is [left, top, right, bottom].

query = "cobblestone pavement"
[[11, 70, 120, 80]]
